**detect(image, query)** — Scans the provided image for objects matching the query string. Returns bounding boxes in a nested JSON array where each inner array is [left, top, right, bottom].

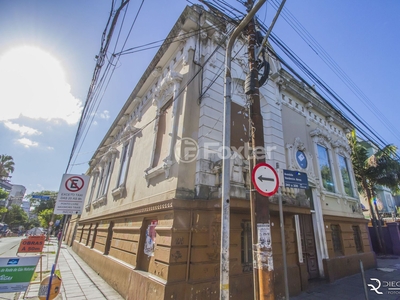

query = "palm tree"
[[348, 130, 400, 253], [0, 155, 15, 181]]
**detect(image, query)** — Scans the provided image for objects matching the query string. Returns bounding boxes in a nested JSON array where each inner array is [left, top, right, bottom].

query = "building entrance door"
[[299, 214, 319, 279]]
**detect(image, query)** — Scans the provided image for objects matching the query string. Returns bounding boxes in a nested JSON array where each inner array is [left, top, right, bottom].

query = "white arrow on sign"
[[251, 163, 279, 197]]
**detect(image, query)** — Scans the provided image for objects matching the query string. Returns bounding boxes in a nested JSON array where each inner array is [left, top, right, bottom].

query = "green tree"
[[349, 130, 400, 253], [0, 155, 15, 181], [4, 204, 28, 228], [0, 188, 9, 200], [25, 218, 40, 229], [0, 207, 7, 220], [38, 209, 62, 228], [26, 190, 57, 215]]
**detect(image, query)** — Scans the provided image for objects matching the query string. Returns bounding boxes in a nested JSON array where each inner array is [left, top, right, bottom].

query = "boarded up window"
[[153, 99, 173, 167]]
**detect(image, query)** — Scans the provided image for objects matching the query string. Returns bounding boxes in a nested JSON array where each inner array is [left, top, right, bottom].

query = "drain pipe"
[[220, 1, 266, 299]]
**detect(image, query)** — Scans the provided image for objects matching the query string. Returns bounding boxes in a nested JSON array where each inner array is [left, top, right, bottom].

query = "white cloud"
[[99, 110, 110, 119], [4, 121, 41, 136], [0, 46, 82, 125], [47, 146, 54, 150], [17, 138, 39, 148]]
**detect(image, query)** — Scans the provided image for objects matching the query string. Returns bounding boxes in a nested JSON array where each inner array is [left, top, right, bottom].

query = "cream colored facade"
[[65, 5, 375, 300]]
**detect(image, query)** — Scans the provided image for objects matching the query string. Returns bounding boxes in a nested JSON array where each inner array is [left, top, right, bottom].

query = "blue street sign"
[[31, 195, 51, 200], [283, 170, 309, 189]]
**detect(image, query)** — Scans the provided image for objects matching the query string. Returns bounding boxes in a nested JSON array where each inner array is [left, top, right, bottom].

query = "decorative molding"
[[326, 116, 333, 123], [332, 138, 350, 156], [153, 71, 183, 109], [310, 128, 332, 146], [151, 66, 163, 78], [112, 185, 125, 200], [144, 159, 173, 186], [286, 137, 316, 179], [92, 195, 107, 208]]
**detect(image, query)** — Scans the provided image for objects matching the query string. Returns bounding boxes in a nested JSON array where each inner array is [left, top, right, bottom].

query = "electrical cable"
[[216, 0, 399, 157], [71, 6, 239, 167], [267, 0, 400, 147], [69, 0, 147, 172]]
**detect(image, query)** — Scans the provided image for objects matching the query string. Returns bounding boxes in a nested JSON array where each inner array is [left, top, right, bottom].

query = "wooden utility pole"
[[246, 1, 275, 299]]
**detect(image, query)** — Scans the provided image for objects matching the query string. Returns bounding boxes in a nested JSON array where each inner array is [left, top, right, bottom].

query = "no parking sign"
[[54, 174, 90, 215]]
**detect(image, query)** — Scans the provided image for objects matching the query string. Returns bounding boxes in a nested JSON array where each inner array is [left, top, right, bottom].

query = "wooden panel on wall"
[[154, 245, 188, 264], [109, 247, 137, 266], [81, 226, 90, 245], [159, 231, 189, 247], [148, 260, 186, 282], [75, 225, 84, 242], [189, 262, 219, 281], [109, 225, 141, 267], [94, 229, 107, 253]]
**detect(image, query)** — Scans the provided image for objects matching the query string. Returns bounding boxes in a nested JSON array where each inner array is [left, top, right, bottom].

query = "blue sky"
[[0, 0, 399, 195]]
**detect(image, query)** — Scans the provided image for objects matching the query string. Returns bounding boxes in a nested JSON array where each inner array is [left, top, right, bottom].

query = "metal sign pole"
[[45, 216, 67, 300], [277, 164, 289, 299]]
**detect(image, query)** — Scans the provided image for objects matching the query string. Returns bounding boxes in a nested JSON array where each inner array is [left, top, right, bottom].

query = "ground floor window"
[[241, 221, 253, 272], [331, 224, 343, 256], [352, 225, 363, 253]]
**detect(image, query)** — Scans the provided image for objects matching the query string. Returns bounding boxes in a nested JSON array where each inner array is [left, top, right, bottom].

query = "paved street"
[[292, 256, 400, 300], [1, 236, 400, 299]]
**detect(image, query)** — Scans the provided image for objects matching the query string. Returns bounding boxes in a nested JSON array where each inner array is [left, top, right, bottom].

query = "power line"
[[209, 0, 399, 155], [268, 0, 400, 146], [70, 6, 238, 167]]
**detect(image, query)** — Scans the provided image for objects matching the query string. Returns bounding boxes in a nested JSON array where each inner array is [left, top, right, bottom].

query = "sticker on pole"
[[54, 174, 90, 215], [251, 163, 279, 197]]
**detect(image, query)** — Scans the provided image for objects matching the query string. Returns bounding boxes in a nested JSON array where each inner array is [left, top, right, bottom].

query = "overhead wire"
[[71, 6, 241, 166], [216, 0, 400, 157], [70, 1, 146, 170], [66, 0, 130, 172], [263, 25, 394, 150], [256, 20, 400, 160], [268, 0, 400, 148], [71, 0, 399, 169]]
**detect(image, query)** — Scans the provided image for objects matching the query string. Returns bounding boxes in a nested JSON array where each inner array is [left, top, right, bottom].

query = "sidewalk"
[[291, 255, 400, 300], [19, 238, 400, 300], [20, 238, 123, 300]]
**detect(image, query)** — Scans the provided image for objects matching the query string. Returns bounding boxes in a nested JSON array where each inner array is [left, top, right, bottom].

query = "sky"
[[0, 0, 399, 196]]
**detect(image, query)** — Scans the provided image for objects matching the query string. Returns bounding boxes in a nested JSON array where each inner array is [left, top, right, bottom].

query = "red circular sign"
[[65, 176, 85, 192], [251, 163, 279, 197]]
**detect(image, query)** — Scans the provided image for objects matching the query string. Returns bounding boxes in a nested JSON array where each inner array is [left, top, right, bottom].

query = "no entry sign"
[[54, 174, 90, 215]]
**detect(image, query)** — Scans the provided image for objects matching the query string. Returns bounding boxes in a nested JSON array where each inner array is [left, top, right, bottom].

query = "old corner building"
[[64, 5, 375, 299]]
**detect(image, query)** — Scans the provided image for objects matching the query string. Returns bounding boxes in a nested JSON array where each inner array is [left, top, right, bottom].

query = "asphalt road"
[[0, 236, 23, 256]]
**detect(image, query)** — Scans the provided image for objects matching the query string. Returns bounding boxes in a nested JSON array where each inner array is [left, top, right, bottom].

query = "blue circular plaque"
[[296, 150, 308, 169]]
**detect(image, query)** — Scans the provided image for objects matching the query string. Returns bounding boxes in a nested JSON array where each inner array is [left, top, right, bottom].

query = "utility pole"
[[220, 1, 266, 299], [246, 1, 274, 299]]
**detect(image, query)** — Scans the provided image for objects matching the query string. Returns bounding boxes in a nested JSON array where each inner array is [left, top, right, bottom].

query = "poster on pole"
[[0, 256, 40, 293], [54, 174, 90, 215]]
